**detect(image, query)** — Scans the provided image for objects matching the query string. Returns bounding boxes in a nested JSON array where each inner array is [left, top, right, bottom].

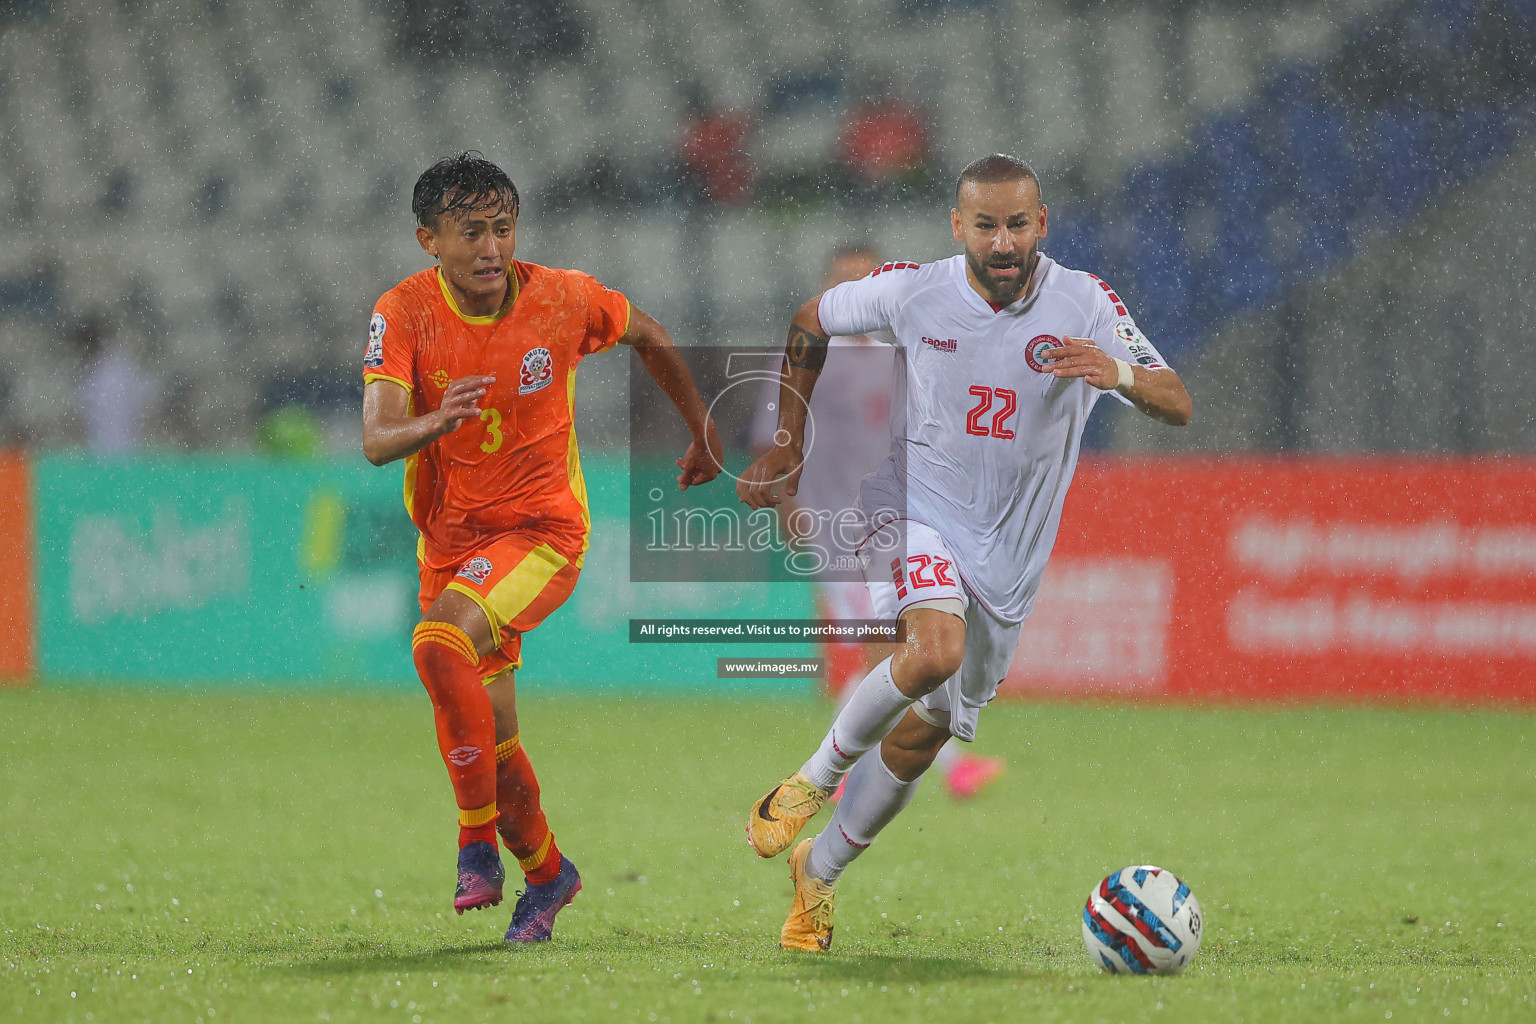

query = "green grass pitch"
[[2, 688, 1533, 1023]]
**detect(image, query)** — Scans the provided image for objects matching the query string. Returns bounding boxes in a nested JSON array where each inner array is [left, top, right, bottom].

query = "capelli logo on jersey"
[[519, 347, 553, 394], [921, 336, 958, 354]]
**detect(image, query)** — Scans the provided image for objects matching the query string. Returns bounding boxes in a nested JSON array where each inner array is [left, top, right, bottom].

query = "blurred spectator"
[[838, 74, 932, 196], [748, 242, 891, 686], [72, 314, 158, 453], [678, 86, 757, 207]]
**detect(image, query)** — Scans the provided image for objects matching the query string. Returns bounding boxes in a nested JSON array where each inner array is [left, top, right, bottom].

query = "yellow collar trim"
[[436, 265, 518, 324]]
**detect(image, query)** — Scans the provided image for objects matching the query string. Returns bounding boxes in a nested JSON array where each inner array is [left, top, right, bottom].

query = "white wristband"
[[1113, 357, 1135, 391]]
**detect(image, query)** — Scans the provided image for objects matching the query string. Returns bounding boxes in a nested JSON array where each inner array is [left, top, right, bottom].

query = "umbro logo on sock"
[[448, 746, 482, 766]]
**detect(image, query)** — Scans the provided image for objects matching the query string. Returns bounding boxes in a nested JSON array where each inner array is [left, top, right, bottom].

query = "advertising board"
[[1007, 458, 1536, 703], [31, 453, 813, 690], [0, 451, 31, 681]]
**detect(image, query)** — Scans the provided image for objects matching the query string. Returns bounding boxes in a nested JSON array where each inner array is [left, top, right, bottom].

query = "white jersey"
[[748, 335, 896, 518], [817, 254, 1169, 623]]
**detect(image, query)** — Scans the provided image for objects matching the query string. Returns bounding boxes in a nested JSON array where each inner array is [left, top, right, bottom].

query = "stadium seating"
[[0, 0, 1524, 453]]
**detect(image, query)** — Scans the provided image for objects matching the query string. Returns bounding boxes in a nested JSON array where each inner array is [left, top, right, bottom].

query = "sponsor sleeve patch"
[[364, 312, 386, 368], [1113, 320, 1160, 366]]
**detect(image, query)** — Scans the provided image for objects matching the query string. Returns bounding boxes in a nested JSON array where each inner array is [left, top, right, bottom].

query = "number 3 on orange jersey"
[[479, 408, 504, 454]]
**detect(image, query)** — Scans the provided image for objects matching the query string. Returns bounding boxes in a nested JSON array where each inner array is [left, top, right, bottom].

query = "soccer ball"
[[1081, 865, 1203, 975]]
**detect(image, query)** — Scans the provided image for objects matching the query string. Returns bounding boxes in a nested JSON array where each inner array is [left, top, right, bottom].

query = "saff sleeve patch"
[[364, 313, 386, 368], [1114, 320, 1158, 366]]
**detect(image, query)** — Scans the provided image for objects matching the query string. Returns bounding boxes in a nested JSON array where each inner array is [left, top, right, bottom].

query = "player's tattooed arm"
[[737, 296, 826, 509], [785, 322, 829, 373], [768, 298, 829, 450]]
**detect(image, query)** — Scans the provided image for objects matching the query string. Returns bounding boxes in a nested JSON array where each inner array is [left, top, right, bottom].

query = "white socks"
[[801, 657, 913, 791], [806, 748, 919, 883]]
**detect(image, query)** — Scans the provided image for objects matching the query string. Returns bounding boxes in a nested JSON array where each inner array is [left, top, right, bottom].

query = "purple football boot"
[[504, 856, 582, 942], [454, 841, 505, 914]]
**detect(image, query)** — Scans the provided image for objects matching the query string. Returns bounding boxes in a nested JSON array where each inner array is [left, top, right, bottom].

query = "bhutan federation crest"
[[456, 557, 494, 585], [519, 346, 553, 394]]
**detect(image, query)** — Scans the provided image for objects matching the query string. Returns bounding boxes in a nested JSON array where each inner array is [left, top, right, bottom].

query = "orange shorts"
[[418, 531, 583, 679]]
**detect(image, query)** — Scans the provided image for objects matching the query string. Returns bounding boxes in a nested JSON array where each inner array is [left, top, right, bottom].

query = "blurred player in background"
[[748, 243, 1003, 801], [738, 154, 1192, 951], [362, 152, 721, 942]]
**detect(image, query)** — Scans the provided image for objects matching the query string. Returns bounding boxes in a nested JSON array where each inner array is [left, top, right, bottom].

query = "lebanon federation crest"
[[1024, 334, 1059, 374], [519, 346, 553, 394]]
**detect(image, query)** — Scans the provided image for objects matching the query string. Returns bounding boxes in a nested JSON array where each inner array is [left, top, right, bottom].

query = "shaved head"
[[955, 153, 1042, 206], [951, 154, 1048, 306]]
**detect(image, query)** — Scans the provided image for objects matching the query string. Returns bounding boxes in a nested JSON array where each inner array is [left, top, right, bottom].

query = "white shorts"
[[859, 520, 1023, 743]]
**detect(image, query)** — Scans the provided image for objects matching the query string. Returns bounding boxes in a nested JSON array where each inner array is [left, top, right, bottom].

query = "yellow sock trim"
[[495, 734, 522, 764], [518, 830, 554, 872], [459, 802, 498, 828], [413, 621, 478, 666]]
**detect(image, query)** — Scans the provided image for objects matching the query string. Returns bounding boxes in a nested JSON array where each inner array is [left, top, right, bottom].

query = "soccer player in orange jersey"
[[362, 152, 721, 942]]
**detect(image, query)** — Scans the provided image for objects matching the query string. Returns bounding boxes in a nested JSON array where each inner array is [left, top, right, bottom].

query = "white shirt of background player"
[[748, 333, 894, 539]]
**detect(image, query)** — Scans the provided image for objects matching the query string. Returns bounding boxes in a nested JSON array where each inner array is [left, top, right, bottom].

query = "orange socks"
[[495, 735, 562, 885], [411, 622, 564, 873], [412, 622, 498, 848]]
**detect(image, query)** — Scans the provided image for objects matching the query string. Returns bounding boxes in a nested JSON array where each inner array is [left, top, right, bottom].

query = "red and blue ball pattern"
[[1082, 865, 1203, 975]]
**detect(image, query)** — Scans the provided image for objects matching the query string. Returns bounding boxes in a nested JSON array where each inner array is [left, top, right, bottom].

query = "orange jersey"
[[364, 261, 630, 572]]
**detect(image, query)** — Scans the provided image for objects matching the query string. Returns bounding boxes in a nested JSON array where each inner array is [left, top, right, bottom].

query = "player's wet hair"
[[955, 154, 1042, 206], [412, 151, 520, 228]]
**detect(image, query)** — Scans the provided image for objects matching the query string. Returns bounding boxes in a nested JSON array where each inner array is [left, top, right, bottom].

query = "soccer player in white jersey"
[[748, 244, 1006, 802], [736, 154, 1192, 951]]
